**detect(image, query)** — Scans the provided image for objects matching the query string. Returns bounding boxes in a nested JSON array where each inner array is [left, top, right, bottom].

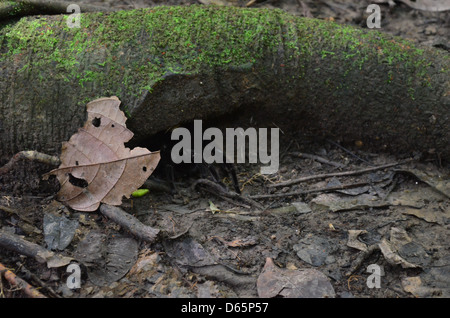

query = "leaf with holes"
[[44, 96, 160, 212]]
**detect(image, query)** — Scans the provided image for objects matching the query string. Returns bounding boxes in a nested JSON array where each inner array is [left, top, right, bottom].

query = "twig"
[[289, 152, 346, 168], [0, 205, 16, 214], [203, 188, 252, 209], [193, 178, 264, 210], [18, 263, 62, 298], [268, 158, 414, 188], [326, 139, 373, 165], [345, 244, 380, 276], [99, 204, 160, 243], [0, 205, 39, 230], [250, 180, 381, 199], [0, 150, 60, 176], [240, 172, 278, 193], [0, 230, 72, 268], [0, 262, 46, 298]]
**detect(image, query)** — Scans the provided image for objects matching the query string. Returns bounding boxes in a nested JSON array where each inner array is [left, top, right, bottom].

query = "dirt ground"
[[0, 0, 449, 299]]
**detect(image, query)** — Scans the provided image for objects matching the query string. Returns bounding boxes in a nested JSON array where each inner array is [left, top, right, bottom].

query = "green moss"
[[0, 5, 445, 103]]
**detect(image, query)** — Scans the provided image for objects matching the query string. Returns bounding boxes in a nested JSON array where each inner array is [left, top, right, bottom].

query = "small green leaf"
[[132, 188, 149, 198]]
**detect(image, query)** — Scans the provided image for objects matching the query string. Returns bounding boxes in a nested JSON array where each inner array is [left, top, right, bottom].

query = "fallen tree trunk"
[[0, 5, 448, 162]]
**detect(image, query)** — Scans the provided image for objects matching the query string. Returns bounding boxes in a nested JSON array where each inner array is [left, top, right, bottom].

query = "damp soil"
[[0, 0, 449, 298]]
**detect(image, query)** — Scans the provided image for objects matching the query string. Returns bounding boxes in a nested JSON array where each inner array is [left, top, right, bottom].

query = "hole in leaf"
[[68, 173, 89, 188], [143, 166, 147, 172], [75, 161, 79, 166], [92, 117, 101, 127], [111, 124, 115, 128]]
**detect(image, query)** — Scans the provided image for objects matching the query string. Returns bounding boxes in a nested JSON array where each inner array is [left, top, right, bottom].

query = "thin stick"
[[0, 150, 60, 176], [345, 244, 380, 276], [268, 158, 413, 188], [99, 204, 160, 243], [0, 230, 72, 268], [18, 264, 62, 298], [0, 263, 46, 298], [326, 139, 374, 165], [289, 152, 346, 168], [193, 178, 264, 210], [251, 180, 375, 199]]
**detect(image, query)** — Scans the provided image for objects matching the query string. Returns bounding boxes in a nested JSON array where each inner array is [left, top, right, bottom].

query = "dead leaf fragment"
[[74, 231, 138, 286], [401, 205, 450, 225], [208, 201, 221, 214], [347, 230, 368, 251], [45, 97, 160, 212], [257, 258, 335, 298], [378, 239, 419, 269], [401, 276, 442, 297]]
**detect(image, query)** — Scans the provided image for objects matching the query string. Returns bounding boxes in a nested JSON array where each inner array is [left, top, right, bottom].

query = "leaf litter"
[[44, 96, 160, 212], [1, 1, 450, 297]]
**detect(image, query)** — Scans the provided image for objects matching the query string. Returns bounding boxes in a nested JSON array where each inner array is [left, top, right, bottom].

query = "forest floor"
[[0, 0, 448, 298]]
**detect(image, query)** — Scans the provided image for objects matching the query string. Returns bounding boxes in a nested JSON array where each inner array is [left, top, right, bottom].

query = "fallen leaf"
[[208, 201, 221, 214], [378, 239, 420, 269], [39, 251, 73, 269], [197, 281, 220, 298], [43, 213, 78, 250], [389, 227, 412, 246], [401, 276, 441, 297], [74, 231, 138, 286], [396, 166, 450, 198], [44, 97, 160, 212], [347, 230, 368, 252], [256, 258, 335, 298], [293, 235, 337, 266], [401, 204, 450, 225]]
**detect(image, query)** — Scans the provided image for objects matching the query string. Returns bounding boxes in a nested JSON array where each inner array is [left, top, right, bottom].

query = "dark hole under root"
[[137, 120, 241, 195]]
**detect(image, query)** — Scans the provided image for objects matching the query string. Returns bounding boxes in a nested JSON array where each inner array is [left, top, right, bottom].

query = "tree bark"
[[0, 5, 448, 162]]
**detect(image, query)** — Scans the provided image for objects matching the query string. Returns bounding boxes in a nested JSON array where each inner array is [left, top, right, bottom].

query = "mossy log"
[[0, 0, 111, 21], [0, 5, 448, 162]]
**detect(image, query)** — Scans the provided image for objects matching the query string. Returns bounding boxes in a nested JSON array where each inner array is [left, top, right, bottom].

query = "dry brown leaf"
[[227, 237, 258, 247], [256, 257, 335, 298], [44, 96, 160, 212], [378, 239, 420, 269]]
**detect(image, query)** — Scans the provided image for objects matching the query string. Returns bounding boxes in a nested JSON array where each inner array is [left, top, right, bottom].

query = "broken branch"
[[193, 178, 264, 210], [0, 230, 72, 268], [99, 204, 160, 243], [268, 158, 414, 188], [0, 150, 60, 176], [289, 152, 346, 168], [0, 262, 46, 298], [251, 175, 393, 200]]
